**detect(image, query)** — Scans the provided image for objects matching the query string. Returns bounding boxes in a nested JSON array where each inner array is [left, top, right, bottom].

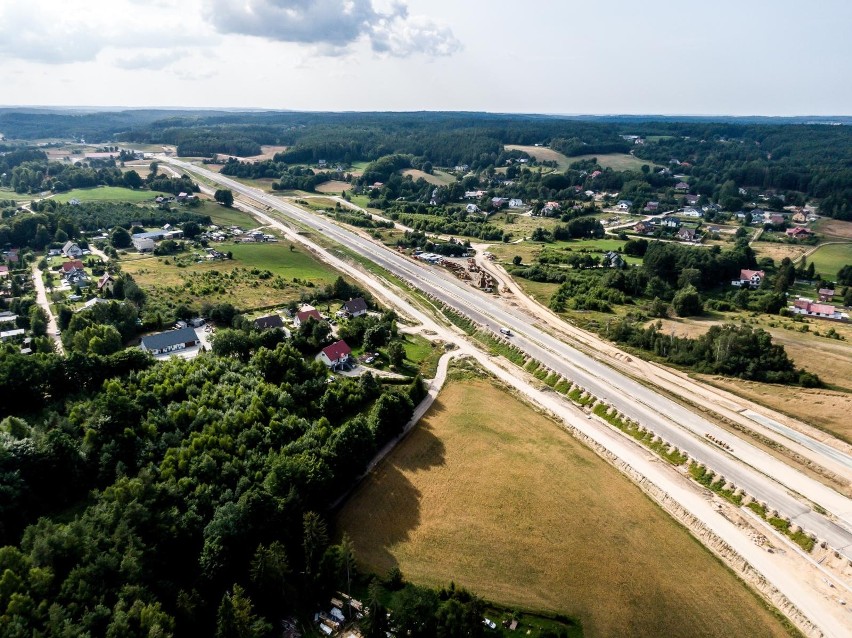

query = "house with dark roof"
[[675, 181, 689, 191], [294, 309, 323, 328], [319, 340, 352, 369], [140, 326, 200, 355], [97, 273, 114, 292], [676, 227, 699, 243], [253, 314, 285, 330], [343, 297, 368, 317], [644, 201, 659, 212], [819, 288, 835, 302]]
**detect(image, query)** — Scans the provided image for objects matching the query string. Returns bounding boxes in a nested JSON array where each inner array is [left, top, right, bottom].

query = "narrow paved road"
[[31, 263, 64, 354]]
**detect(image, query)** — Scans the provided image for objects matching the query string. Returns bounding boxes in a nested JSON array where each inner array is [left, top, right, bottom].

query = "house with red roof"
[[0, 265, 8, 278], [790, 299, 848, 322], [294, 308, 324, 328], [786, 227, 812, 239], [732, 269, 765, 288], [319, 340, 352, 368]]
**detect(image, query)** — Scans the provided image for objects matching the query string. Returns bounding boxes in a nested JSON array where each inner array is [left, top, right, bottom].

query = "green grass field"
[[401, 333, 443, 377], [52, 187, 158, 203], [806, 243, 852, 280], [338, 374, 797, 638], [195, 200, 258, 229], [120, 241, 341, 309], [566, 153, 657, 172]]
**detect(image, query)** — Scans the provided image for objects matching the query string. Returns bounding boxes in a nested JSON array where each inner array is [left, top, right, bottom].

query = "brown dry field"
[[752, 241, 811, 263], [337, 377, 794, 638], [255, 145, 288, 160], [814, 218, 852, 240], [314, 180, 351, 193]]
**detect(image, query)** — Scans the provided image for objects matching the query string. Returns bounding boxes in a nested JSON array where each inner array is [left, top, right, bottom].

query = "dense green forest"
[[0, 342, 426, 636], [2, 109, 851, 216]]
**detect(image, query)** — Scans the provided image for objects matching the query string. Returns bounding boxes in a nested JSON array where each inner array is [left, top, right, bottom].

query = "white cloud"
[[113, 50, 180, 71], [202, 0, 460, 57]]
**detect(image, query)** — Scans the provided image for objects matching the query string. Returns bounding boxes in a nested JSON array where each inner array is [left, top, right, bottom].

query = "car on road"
[[499, 327, 512, 336]]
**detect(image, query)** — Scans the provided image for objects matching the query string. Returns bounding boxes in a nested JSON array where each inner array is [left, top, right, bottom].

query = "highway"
[[163, 157, 852, 559]]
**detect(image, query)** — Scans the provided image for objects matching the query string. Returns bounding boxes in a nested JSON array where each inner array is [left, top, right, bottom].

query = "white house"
[[732, 269, 765, 288], [616, 199, 633, 211], [62, 241, 83, 258], [319, 340, 352, 369], [465, 203, 480, 214], [509, 198, 524, 208]]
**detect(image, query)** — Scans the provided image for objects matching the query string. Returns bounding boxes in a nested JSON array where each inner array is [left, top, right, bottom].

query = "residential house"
[[660, 217, 680, 229], [790, 299, 849, 322], [634, 222, 652, 234], [140, 326, 201, 355], [491, 197, 507, 209], [819, 288, 835, 302], [294, 309, 324, 328], [542, 201, 560, 215], [6, 249, 19, 264], [685, 194, 700, 205], [644, 201, 659, 212], [616, 199, 633, 211], [62, 241, 83, 258], [343, 297, 368, 317], [61, 260, 85, 277], [589, 170, 602, 178], [792, 211, 807, 224], [464, 190, 485, 199], [253, 314, 285, 330], [0, 328, 25, 341], [97, 273, 114, 293], [681, 207, 702, 218], [786, 227, 812, 239], [319, 340, 352, 369], [768, 213, 786, 226], [508, 198, 524, 209], [675, 181, 689, 191], [732, 269, 765, 287], [454, 164, 469, 172], [0, 265, 8, 278], [603, 251, 625, 268], [370, 182, 383, 190], [676, 227, 699, 242], [465, 203, 480, 214]]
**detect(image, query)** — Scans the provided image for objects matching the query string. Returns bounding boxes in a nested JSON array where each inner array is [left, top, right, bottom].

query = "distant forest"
[[1, 109, 851, 218]]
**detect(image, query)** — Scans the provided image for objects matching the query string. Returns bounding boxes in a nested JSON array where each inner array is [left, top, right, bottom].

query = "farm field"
[[52, 186, 158, 203], [337, 374, 795, 638], [401, 168, 456, 186], [314, 180, 351, 194], [806, 243, 852, 280], [813, 218, 852, 240], [489, 237, 631, 265], [120, 241, 340, 309], [566, 153, 658, 172], [751, 241, 812, 264], [505, 144, 573, 170], [195, 200, 258, 229]]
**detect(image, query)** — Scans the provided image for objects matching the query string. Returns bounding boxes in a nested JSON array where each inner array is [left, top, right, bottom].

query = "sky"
[[0, 0, 850, 116]]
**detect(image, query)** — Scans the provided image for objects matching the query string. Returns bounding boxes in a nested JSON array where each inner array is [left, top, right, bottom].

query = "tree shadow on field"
[[339, 407, 447, 574]]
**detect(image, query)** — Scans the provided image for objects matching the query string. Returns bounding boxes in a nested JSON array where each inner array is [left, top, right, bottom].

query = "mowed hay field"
[[337, 377, 794, 638]]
